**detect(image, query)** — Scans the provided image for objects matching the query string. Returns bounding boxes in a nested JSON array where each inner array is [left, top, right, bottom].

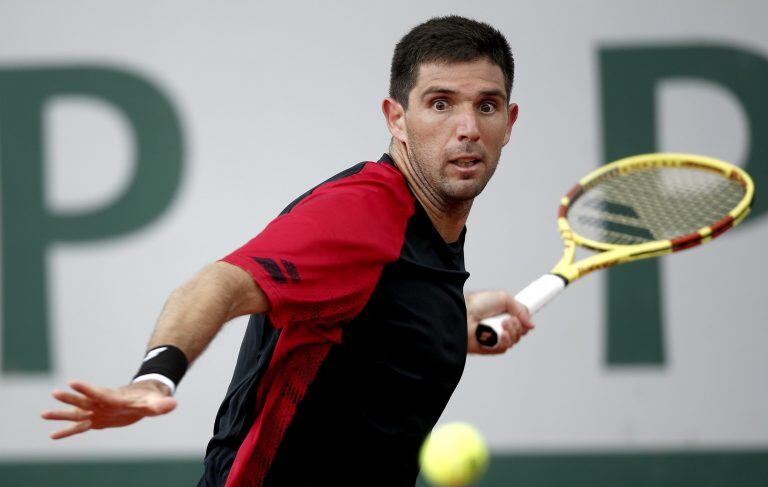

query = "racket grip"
[[475, 274, 566, 349]]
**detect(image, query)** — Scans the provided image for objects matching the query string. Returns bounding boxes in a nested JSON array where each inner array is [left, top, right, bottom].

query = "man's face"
[[401, 58, 517, 204]]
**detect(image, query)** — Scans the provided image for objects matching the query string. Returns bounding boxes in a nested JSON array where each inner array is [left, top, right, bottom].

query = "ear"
[[502, 103, 519, 146], [382, 97, 407, 143]]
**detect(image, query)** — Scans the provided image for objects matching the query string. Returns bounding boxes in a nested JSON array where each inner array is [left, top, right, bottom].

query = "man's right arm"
[[145, 261, 269, 364], [41, 261, 267, 439]]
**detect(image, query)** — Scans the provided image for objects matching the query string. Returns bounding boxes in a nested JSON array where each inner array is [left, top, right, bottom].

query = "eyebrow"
[[420, 86, 507, 101], [479, 88, 507, 101], [420, 86, 456, 99]]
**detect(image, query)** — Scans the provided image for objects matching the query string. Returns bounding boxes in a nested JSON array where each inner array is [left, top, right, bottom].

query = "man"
[[42, 15, 534, 486]]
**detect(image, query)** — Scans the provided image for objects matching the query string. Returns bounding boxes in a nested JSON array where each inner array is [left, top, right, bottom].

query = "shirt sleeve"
[[221, 163, 414, 330]]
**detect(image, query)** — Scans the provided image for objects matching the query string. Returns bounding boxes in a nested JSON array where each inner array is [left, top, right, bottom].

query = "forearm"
[[42, 262, 268, 439], [147, 261, 268, 363]]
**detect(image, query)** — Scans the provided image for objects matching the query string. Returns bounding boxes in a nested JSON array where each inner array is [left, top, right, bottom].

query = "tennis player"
[[42, 15, 534, 486]]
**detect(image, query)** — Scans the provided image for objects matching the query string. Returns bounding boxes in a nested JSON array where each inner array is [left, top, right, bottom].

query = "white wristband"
[[132, 373, 177, 395]]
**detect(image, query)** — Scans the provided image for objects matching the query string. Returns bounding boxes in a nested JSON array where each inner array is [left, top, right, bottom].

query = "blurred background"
[[1, 0, 766, 485]]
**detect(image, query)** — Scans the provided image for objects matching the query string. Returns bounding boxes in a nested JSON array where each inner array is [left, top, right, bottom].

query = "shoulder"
[[287, 160, 414, 219]]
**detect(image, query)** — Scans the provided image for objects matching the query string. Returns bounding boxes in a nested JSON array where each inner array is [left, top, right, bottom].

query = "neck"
[[389, 141, 471, 243]]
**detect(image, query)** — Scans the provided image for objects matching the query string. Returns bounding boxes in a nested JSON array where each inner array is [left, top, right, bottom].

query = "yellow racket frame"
[[551, 153, 755, 283]]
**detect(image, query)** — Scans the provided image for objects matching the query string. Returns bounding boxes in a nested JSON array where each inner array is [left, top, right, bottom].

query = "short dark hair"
[[389, 15, 514, 108]]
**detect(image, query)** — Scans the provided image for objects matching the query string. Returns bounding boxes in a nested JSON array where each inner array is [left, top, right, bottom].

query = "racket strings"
[[568, 167, 746, 245]]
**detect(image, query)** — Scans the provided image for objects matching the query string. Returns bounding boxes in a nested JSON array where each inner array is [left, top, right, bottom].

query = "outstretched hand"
[[466, 290, 535, 355], [41, 380, 177, 440]]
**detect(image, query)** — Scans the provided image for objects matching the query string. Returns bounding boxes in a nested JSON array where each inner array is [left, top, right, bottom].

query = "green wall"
[[2, 451, 767, 486]]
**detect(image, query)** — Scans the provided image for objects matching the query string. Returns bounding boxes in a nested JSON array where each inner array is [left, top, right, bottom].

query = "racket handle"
[[475, 274, 566, 348]]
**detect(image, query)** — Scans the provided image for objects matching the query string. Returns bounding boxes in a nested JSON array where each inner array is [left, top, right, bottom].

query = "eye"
[[479, 102, 497, 114], [432, 99, 449, 111]]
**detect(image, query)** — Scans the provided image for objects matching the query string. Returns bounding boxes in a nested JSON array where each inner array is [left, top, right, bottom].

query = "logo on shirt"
[[252, 257, 301, 284]]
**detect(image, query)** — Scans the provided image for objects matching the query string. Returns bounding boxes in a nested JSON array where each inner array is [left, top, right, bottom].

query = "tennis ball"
[[419, 422, 489, 487]]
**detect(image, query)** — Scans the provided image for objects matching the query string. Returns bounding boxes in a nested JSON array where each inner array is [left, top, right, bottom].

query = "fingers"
[[43, 380, 180, 440], [52, 389, 94, 410], [69, 380, 124, 406], [503, 317, 523, 342], [50, 419, 93, 440], [496, 329, 514, 352], [466, 290, 538, 355], [467, 290, 535, 330], [41, 408, 93, 422], [51, 381, 128, 412], [503, 293, 535, 330], [69, 380, 153, 411], [482, 315, 524, 355]]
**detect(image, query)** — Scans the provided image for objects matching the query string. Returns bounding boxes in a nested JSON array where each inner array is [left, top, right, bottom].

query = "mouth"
[[449, 156, 483, 169]]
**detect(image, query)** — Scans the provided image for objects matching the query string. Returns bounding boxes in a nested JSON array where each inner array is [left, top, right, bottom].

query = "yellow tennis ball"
[[419, 422, 490, 487]]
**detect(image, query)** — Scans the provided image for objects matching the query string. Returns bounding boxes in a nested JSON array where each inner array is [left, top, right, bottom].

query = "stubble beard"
[[405, 135, 498, 209]]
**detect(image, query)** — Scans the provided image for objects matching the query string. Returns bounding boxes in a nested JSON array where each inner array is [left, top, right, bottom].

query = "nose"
[[455, 106, 481, 142]]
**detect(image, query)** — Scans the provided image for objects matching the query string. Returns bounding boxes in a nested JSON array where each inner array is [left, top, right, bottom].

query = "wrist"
[[132, 345, 189, 395], [132, 374, 176, 396]]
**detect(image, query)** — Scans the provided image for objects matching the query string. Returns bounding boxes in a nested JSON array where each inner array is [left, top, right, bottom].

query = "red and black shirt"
[[199, 155, 470, 487]]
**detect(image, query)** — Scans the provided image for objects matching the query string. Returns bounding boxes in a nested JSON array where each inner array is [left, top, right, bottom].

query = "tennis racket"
[[476, 153, 755, 348]]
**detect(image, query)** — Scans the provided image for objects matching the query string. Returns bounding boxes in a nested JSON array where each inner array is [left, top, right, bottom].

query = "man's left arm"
[[466, 290, 535, 354]]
